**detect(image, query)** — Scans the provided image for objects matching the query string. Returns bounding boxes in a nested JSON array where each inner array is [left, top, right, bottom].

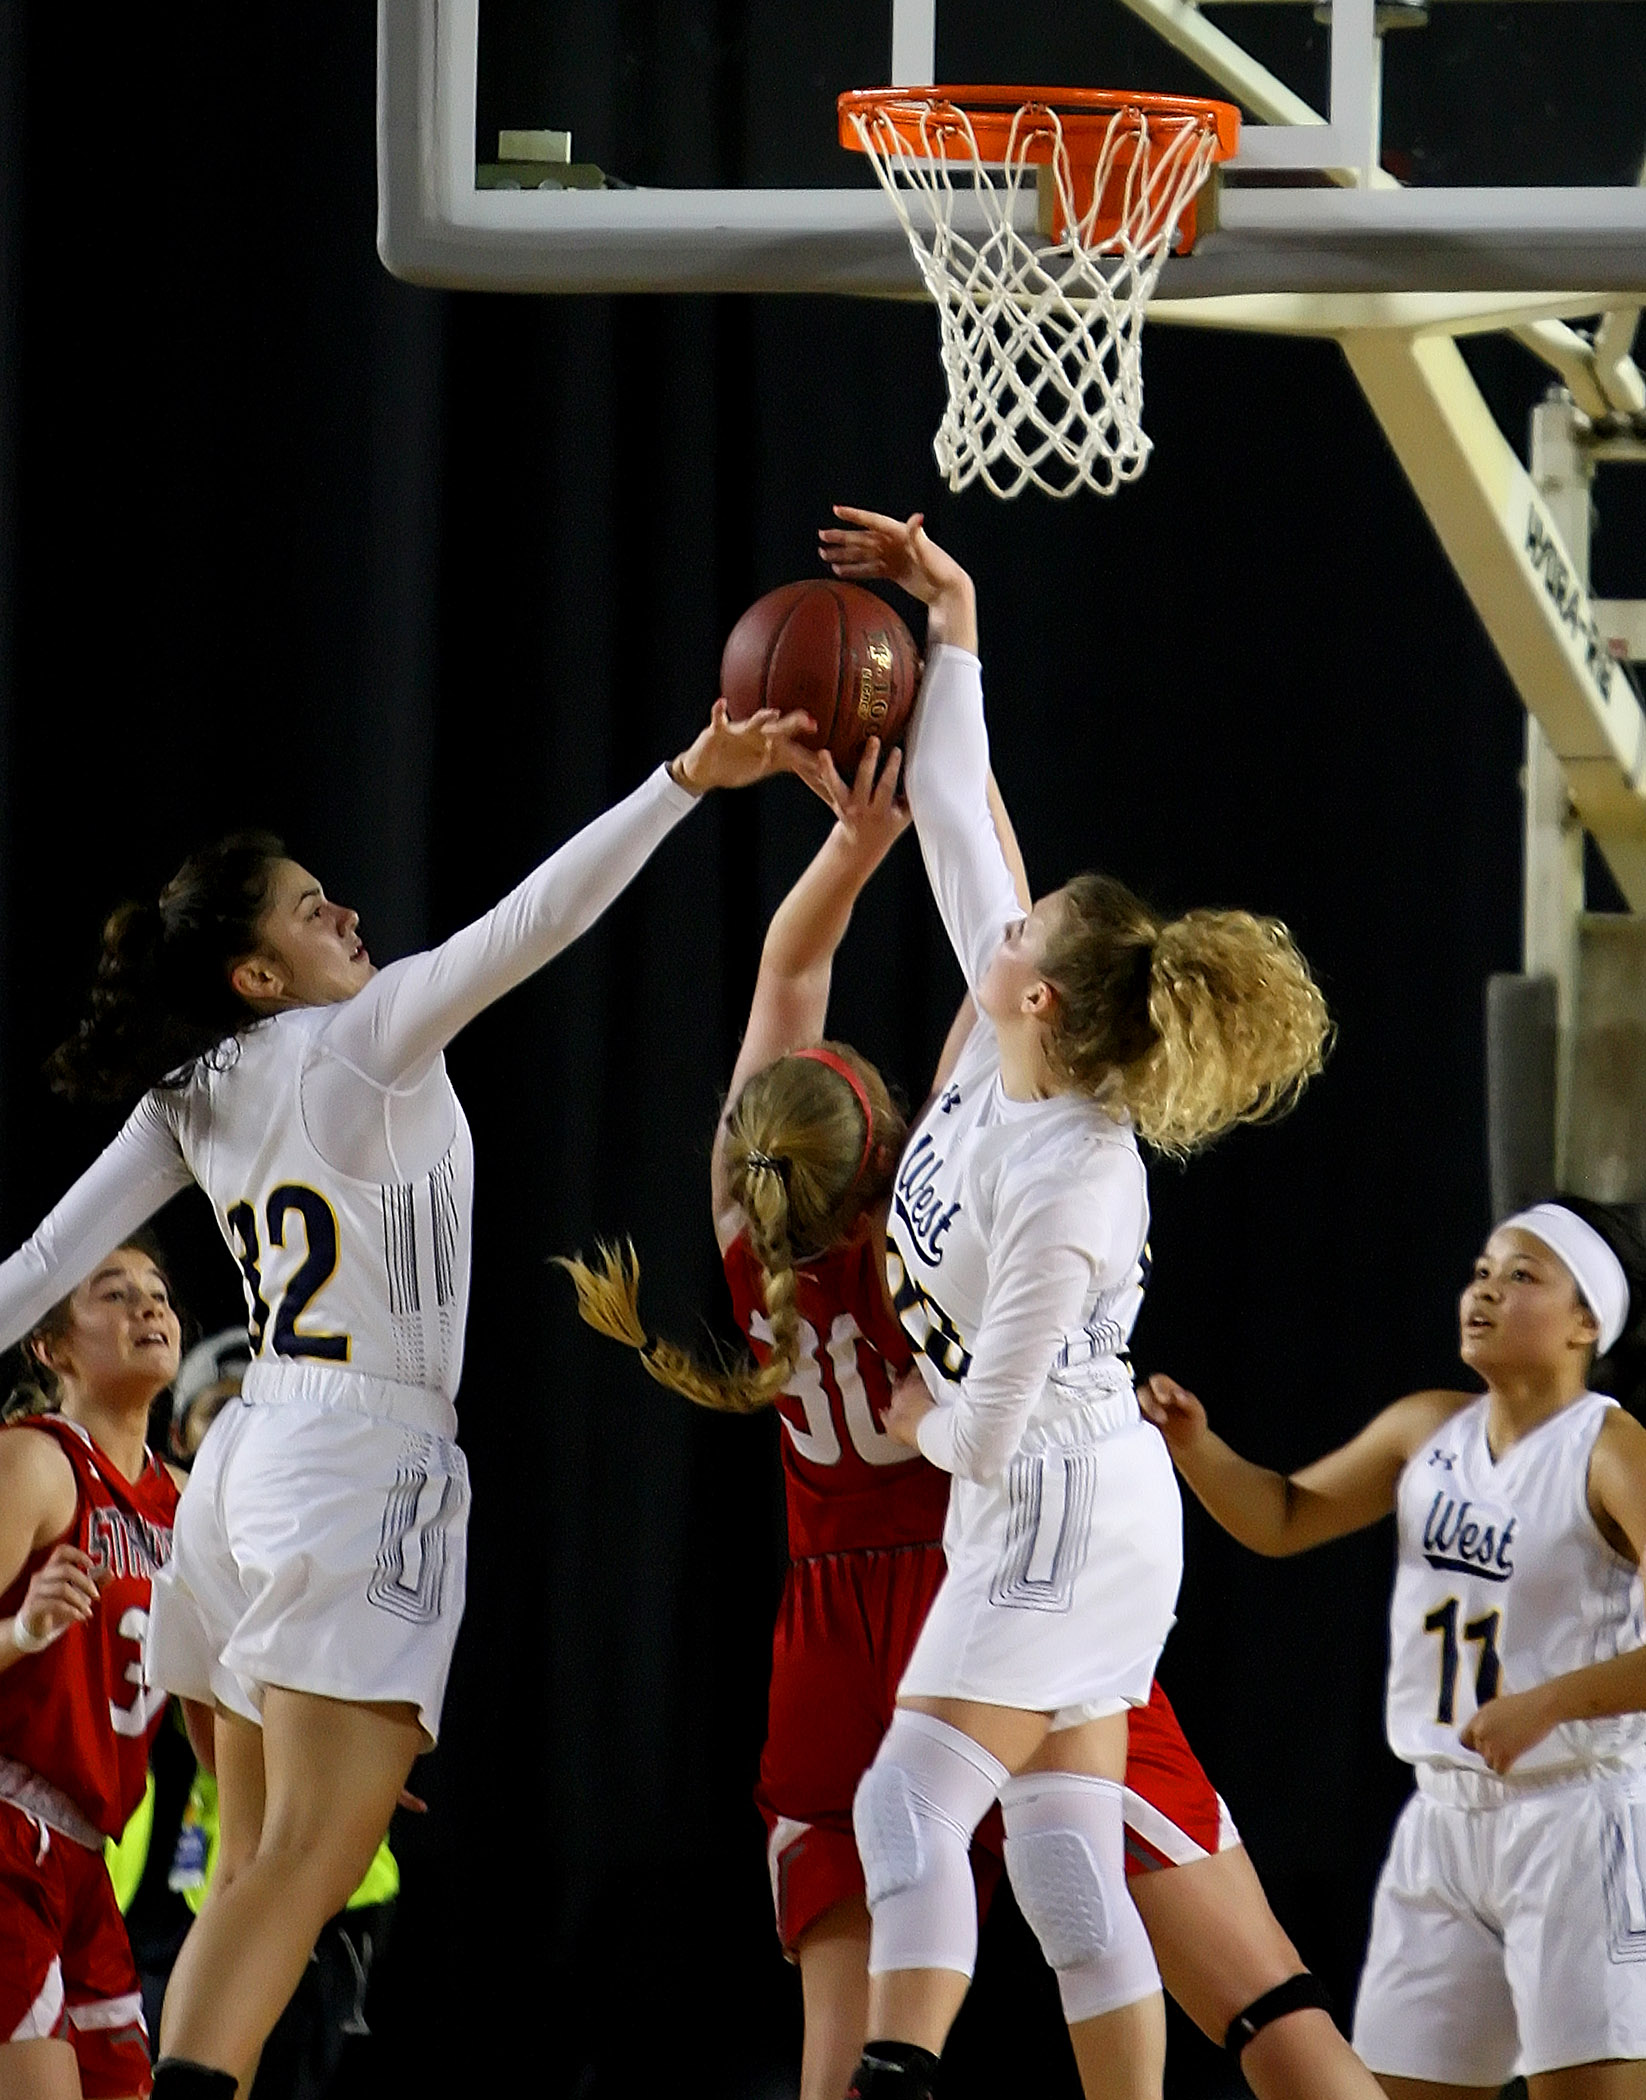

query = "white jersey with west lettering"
[[886, 644, 1180, 1719], [889, 1013, 1149, 1478], [1386, 1391, 1646, 1775], [890, 646, 1150, 1488]]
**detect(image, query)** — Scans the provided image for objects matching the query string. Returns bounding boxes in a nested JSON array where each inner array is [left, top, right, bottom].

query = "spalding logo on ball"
[[720, 581, 920, 771]]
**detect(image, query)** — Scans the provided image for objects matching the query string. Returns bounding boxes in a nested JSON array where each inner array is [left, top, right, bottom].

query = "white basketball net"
[[848, 98, 1220, 499]]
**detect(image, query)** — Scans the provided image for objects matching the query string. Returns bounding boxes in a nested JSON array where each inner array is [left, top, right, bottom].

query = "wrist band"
[[10, 1611, 60, 1655]]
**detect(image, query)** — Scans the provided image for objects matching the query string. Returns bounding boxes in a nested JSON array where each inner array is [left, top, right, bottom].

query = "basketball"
[[719, 580, 921, 771]]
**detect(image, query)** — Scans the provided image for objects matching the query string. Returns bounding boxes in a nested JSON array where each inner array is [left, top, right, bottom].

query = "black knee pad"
[[151, 2063, 239, 2100], [847, 2039, 942, 2099], [1225, 1972, 1334, 2057]]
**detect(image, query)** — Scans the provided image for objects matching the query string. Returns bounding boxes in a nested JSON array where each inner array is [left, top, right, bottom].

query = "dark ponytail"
[[47, 833, 286, 1107], [1553, 1194, 1646, 1420]]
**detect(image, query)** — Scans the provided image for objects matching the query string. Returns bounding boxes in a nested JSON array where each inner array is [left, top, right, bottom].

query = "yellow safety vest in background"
[[170, 1772, 400, 1914], [106, 1767, 398, 1915], [104, 1770, 156, 1915]]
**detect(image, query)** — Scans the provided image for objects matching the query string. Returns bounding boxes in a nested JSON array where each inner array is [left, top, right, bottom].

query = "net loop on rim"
[[839, 87, 1239, 500]]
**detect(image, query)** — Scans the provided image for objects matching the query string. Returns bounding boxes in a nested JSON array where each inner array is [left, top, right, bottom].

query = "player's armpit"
[[1587, 1406, 1646, 1563], [923, 996, 979, 1111]]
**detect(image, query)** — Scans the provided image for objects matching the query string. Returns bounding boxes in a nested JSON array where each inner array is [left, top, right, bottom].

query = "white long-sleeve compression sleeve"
[[318, 764, 699, 1087], [914, 1149, 1140, 1483], [903, 646, 1023, 994], [0, 1095, 192, 1351]]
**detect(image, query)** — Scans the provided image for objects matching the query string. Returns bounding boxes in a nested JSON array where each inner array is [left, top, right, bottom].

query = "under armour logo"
[[1427, 1449, 1456, 1470], [938, 1087, 961, 1114]]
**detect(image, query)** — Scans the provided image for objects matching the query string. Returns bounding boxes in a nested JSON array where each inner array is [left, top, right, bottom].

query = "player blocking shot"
[[566, 518, 1369, 2100], [1141, 1200, 1646, 2099], [0, 1239, 185, 2100], [0, 700, 823, 2100], [812, 508, 1330, 2100]]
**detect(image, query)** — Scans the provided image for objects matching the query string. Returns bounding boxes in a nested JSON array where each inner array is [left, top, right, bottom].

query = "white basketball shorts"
[[146, 1364, 470, 1744], [1353, 1760, 1646, 2084], [897, 1402, 1182, 1720]]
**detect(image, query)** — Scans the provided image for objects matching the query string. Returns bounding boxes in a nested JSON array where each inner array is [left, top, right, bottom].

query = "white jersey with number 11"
[[1386, 1390, 1646, 1775]]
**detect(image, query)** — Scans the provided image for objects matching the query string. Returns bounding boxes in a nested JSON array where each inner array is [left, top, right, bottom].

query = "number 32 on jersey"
[[227, 1184, 352, 1364]]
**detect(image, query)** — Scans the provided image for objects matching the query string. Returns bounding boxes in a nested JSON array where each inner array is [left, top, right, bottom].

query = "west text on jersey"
[[1421, 1492, 1516, 1581], [894, 1134, 962, 1265]]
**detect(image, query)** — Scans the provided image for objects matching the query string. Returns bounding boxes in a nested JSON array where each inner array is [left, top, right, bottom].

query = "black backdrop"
[[2, 6, 1643, 2096]]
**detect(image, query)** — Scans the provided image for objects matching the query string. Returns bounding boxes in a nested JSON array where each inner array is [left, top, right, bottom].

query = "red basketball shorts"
[[758, 1548, 1237, 1949], [0, 1801, 151, 2097], [1122, 1680, 1241, 1872], [758, 1543, 1004, 1951]]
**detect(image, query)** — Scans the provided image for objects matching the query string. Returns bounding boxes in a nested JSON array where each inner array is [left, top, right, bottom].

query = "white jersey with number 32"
[[178, 1015, 476, 1399], [1386, 1391, 1646, 1775], [0, 766, 699, 1414]]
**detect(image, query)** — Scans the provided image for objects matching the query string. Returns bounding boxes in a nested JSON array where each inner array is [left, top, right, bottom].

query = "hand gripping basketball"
[[669, 699, 828, 797]]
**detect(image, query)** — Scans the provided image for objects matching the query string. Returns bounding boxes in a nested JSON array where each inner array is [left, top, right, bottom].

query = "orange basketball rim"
[[839, 85, 1240, 253]]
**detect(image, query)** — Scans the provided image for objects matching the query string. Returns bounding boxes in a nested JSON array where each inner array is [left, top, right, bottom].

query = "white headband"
[[1500, 1203, 1630, 1357]]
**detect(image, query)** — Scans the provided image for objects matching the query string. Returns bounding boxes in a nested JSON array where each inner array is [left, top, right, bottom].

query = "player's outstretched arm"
[[0, 1429, 91, 1677], [1462, 1406, 1646, 1772], [0, 1096, 193, 1353], [1139, 1375, 1470, 1557], [819, 507, 978, 655], [824, 509, 1019, 995], [321, 703, 826, 1088], [712, 740, 909, 1243], [918, 773, 1031, 1114]]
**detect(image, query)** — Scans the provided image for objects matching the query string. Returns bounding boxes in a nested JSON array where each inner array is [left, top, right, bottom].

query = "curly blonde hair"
[[558, 1043, 906, 1413], [1040, 873, 1331, 1157]]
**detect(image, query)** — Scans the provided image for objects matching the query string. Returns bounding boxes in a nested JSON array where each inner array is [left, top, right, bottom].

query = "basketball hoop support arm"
[[1343, 332, 1646, 921], [1116, 0, 1388, 185]]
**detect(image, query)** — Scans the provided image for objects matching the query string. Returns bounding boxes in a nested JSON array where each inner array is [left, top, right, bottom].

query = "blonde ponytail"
[[1125, 910, 1329, 1155], [557, 1042, 906, 1413], [1041, 874, 1329, 1157]]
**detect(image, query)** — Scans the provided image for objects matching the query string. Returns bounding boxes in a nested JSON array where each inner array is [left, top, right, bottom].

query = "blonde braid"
[[555, 1239, 799, 1415], [557, 1041, 905, 1416]]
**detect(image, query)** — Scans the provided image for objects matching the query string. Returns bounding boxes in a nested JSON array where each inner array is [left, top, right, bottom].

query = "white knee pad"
[[1001, 1772, 1161, 2024], [853, 1710, 1008, 1979]]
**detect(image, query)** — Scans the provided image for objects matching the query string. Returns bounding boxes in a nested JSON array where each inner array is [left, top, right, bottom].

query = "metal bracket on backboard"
[[1223, 0, 1382, 181]]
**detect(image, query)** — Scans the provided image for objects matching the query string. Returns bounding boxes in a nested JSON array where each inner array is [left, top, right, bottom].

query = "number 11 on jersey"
[[1423, 1597, 1503, 1725]]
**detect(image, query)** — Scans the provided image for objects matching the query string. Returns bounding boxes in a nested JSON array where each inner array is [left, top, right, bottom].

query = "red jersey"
[[724, 1224, 952, 1558], [0, 1417, 179, 1841]]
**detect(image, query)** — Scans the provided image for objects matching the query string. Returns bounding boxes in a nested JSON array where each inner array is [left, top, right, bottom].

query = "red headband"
[[793, 1047, 877, 1181]]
